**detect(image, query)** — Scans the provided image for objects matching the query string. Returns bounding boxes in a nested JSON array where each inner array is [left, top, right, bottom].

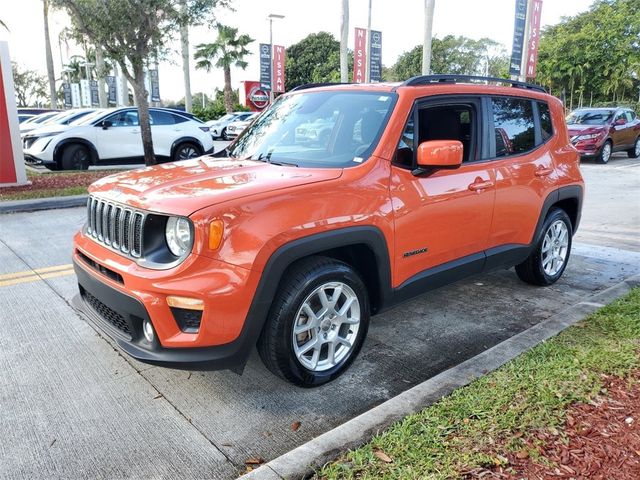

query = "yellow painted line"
[[0, 266, 75, 288], [0, 263, 73, 281]]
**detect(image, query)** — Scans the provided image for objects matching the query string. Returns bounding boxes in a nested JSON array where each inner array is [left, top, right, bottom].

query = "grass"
[[0, 170, 123, 201], [318, 288, 640, 479]]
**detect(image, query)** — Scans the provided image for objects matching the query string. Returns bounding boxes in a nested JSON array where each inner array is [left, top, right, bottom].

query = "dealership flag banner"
[[353, 27, 367, 83], [149, 70, 161, 102], [509, 0, 528, 76], [272, 45, 285, 93], [90, 80, 99, 106], [369, 30, 382, 83], [62, 83, 72, 108], [525, 0, 543, 78], [0, 41, 28, 186], [106, 76, 117, 105], [259, 43, 272, 91]]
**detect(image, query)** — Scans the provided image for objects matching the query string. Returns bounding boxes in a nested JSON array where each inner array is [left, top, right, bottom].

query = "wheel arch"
[[533, 185, 584, 244], [170, 137, 204, 159], [53, 138, 99, 166]]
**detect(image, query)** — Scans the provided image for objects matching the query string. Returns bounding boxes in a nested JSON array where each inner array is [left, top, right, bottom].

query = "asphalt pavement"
[[0, 154, 638, 479]]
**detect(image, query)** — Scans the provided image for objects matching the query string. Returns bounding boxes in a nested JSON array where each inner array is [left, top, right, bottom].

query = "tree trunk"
[[123, 62, 155, 166], [340, 0, 349, 82], [43, 0, 57, 108], [95, 45, 108, 108], [180, 0, 192, 113], [223, 65, 233, 113]]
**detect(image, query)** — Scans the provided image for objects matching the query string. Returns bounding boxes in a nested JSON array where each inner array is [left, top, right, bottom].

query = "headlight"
[[576, 133, 601, 141], [165, 217, 193, 257]]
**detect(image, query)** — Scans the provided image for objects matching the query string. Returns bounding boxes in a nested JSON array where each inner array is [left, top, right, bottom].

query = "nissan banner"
[[525, 0, 543, 78], [509, 0, 528, 76], [369, 30, 382, 83], [106, 76, 117, 105], [90, 80, 99, 106], [353, 27, 367, 83], [62, 83, 72, 108], [272, 45, 285, 93], [149, 69, 161, 102], [259, 43, 272, 91]]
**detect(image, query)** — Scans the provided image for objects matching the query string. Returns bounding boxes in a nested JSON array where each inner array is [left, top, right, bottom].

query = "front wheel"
[[61, 144, 90, 170], [221, 127, 229, 141], [515, 208, 573, 286], [596, 140, 612, 164], [627, 137, 640, 159], [258, 257, 370, 387]]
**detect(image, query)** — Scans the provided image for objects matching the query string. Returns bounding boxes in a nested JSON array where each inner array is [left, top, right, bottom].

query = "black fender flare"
[[231, 226, 392, 371], [170, 137, 204, 159], [53, 138, 99, 166], [532, 184, 584, 246]]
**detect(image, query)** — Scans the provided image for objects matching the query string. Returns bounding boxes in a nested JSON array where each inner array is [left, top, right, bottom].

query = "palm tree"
[[179, 0, 193, 113], [194, 24, 253, 112], [43, 0, 57, 108]]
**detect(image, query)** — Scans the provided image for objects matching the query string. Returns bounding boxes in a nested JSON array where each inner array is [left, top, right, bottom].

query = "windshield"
[[227, 90, 395, 168], [72, 109, 109, 125], [566, 110, 614, 125]]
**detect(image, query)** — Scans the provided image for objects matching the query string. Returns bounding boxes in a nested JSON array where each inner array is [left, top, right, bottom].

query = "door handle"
[[535, 167, 554, 177], [131, 130, 140, 134], [468, 179, 494, 191]]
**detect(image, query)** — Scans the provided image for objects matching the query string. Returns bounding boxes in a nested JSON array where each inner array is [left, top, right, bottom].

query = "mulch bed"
[[468, 373, 640, 479], [0, 170, 121, 198]]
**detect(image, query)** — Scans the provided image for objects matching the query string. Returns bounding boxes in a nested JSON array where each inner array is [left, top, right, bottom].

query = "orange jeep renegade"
[[73, 75, 584, 387]]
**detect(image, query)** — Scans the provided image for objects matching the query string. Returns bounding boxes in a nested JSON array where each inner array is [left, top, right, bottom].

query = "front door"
[[95, 110, 143, 160], [390, 97, 495, 287]]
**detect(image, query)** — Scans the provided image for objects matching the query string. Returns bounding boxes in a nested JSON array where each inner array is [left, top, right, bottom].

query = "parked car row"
[[205, 111, 257, 140], [22, 107, 214, 170]]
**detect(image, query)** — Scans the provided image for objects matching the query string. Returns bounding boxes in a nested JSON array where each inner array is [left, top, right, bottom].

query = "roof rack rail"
[[398, 74, 546, 93], [290, 82, 352, 92]]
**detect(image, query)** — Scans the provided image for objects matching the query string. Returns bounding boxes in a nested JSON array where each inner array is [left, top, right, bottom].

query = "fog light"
[[143, 319, 155, 343]]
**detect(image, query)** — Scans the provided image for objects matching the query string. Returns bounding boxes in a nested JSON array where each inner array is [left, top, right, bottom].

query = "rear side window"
[[150, 110, 176, 125], [538, 102, 553, 141], [491, 97, 535, 157], [172, 114, 189, 124]]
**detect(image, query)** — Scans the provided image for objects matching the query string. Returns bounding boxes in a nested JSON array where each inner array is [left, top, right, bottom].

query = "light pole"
[[268, 13, 284, 102], [365, 0, 372, 82], [82, 61, 94, 81], [422, 0, 435, 75]]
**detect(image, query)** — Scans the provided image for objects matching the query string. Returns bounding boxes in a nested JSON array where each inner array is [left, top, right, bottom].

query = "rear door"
[[486, 96, 557, 258], [148, 110, 178, 157], [390, 96, 496, 286]]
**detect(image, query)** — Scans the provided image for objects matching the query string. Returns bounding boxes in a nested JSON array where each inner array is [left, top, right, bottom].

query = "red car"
[[567, 108, 640, 164]]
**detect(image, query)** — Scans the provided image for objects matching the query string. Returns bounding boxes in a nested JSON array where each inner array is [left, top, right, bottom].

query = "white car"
[[23, 107, 214, 170], [18, 111, 60, 134], [206, 111, 255, 140], [225, 113, 258, 139], [20, 108, 96, 137]]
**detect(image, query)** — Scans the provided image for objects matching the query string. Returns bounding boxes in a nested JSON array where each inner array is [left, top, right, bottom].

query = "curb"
[[241, 274, 640, 480], [0, 194, 88, 214]]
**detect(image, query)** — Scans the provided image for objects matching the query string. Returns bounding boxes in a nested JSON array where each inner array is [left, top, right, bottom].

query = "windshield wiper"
[[254, 152, 298, 167]]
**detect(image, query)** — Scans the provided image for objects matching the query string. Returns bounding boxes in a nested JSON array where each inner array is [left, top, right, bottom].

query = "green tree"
[[56, 0, 181, 165], [194, 24, 253, 113], [537, 0, 640, 108], [12, 63, 48, 106], [285, 32, 340, 90]]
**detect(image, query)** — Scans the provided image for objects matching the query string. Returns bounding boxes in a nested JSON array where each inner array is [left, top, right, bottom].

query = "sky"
[[0, 0, 594, 103]]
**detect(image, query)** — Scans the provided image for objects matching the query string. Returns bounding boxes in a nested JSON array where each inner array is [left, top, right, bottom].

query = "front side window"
[[492, 97, 535, 157], [227, 91, 396, 168], [109, 111, 139, 127], [624, 111, 635, 123]]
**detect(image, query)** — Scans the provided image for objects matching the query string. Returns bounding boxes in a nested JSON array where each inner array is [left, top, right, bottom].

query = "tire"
[[172, 142, 201, 162], [515, 208, 573, 286], [221, 128, 229, 141], [595, 140, 612, 164], [257, 256, 370, 387], [61, 144, 90, 170], [627, 137, 640, 159]]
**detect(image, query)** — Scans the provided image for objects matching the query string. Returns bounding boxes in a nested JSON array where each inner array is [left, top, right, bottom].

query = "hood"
[[88, 157, 343, 216], [567, 124, 607, 135], [23, 123, 71, 137]]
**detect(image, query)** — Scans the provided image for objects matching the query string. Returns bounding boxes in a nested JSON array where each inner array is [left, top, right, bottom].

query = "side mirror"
[[101, 120, 113, 129], [614, 118, 626, 126], [414, 140, 463, 175]]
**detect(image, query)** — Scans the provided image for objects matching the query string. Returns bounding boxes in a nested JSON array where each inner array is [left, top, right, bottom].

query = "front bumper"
[[24, 153, 55, 166], [73, 244, 261, 372]]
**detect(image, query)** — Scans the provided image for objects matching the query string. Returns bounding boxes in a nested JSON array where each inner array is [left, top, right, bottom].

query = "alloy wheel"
[[601, 142, 612, 163], [292, 282, 360, 372], [177, 146, 199, 160], [541, 219, 569, 276]]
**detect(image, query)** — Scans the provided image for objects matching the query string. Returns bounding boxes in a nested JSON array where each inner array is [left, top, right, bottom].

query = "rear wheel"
[[221, 127, 229, 141], [258, 257, 370, 387], [516, 208, 572, 286], [595, 140, 612, 164], [61, 144, 90, 170], [627, 137, 640, 159], [172, 142, 201, 162]]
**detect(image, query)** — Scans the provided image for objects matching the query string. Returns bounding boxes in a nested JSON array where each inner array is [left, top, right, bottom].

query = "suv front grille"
[[86, 196, 145, 258], [82, 289, 133, 339]]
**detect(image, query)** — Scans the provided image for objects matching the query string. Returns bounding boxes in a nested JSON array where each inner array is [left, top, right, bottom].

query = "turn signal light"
[[166, 296, 204, 311], [209, 220, 224, 250]]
